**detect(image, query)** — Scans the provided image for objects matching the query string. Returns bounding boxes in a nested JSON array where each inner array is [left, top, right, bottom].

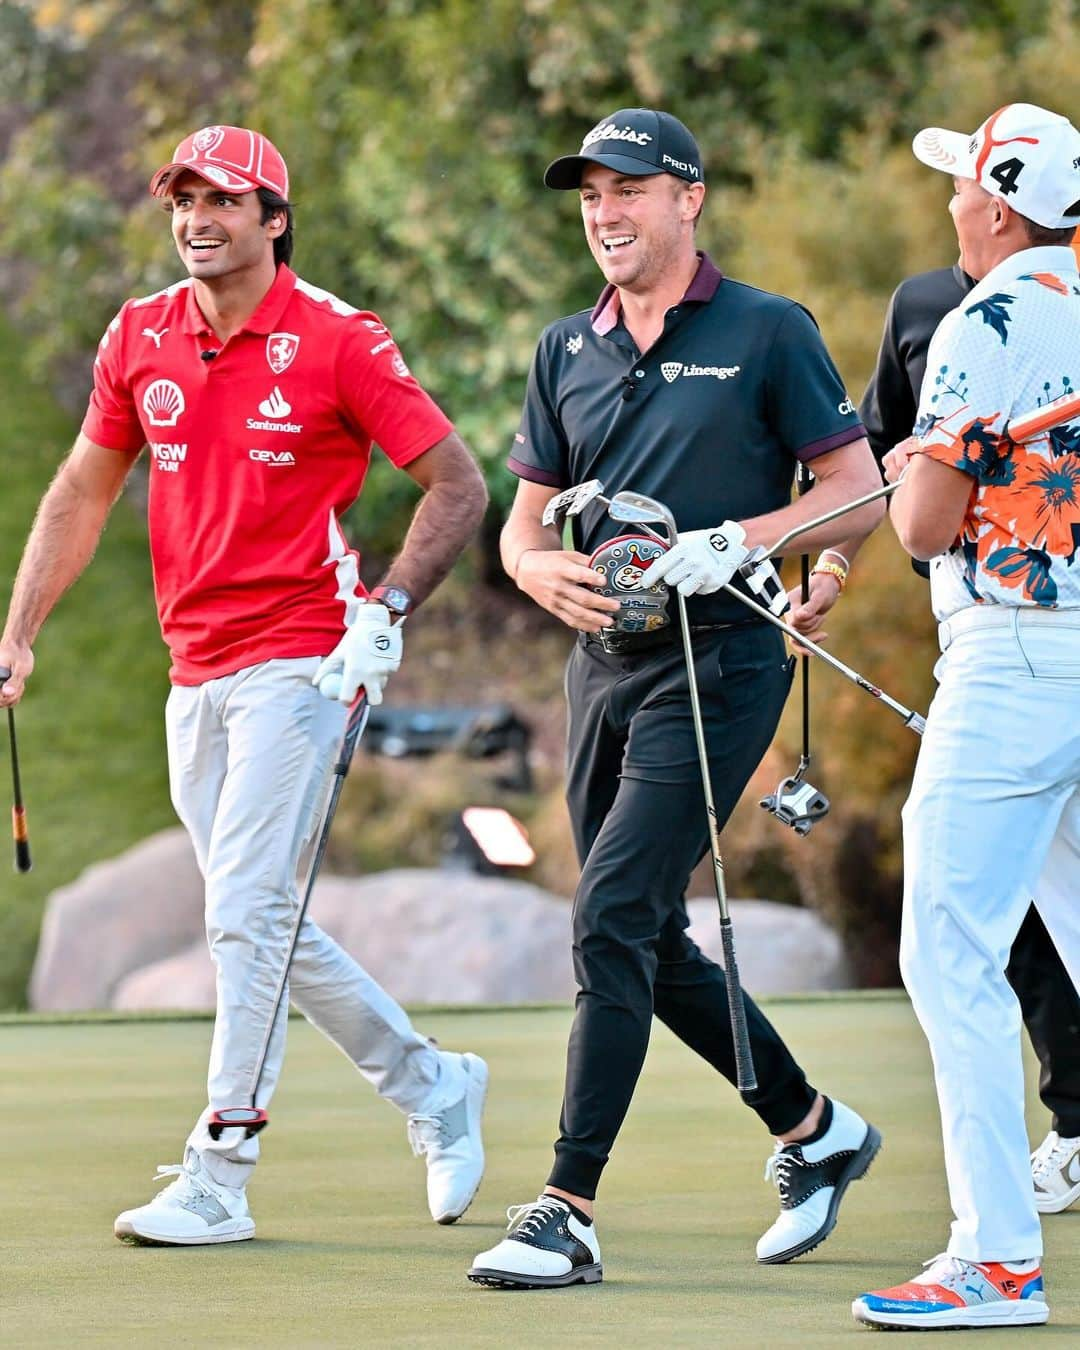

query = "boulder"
[[29, 829, 205, 1010], [34, 828, 851, 1011], [112, 867, 578, 1010], [686, 898, 851, 993]]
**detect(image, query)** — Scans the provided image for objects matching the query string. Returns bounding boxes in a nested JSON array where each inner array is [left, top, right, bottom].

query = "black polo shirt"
[[509, 252, 865, 623]]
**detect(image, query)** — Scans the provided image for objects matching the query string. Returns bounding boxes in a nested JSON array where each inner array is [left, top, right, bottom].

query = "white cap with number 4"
[[913, 102, 1080, 230]]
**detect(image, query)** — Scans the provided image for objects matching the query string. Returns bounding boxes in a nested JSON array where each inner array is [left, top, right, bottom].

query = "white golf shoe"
[[407, 1051, 488, 1224], [468, 1194, 602, 1288], [1031, 1130, 1080, 1213], [114, 1150, 254, 1245], [756, 1098, 880, 1263]]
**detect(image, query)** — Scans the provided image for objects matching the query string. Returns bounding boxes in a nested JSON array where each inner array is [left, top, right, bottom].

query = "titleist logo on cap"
[[583, 122, 653, 149]]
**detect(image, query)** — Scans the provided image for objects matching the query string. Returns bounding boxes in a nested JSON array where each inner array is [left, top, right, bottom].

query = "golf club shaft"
[[675, 595, 758, 1097], [248, 691, 370, 1109], [800, 552, 811, 767], [768, 480, 898, 556], [766, 388, 1080, 558], [797, 465, 812, 773], [0, 666, 31, 872], [720, 579, 925, 732], [607, 516, 926, 732]]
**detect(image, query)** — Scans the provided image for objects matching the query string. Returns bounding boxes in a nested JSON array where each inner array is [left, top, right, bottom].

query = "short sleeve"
[[912, 311, 1008, 481], [765, 304, 865, 462], [336, 313, 453, 468], [507, 331, 568, 487], [80, 304, 147, 452]]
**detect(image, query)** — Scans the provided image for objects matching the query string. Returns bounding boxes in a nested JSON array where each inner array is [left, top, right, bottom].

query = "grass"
[[2, 997, 1078, 1346]]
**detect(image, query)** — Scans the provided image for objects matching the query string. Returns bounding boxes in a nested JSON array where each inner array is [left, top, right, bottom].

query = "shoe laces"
[[505, 1195, 568, 1237], [912, 1254, 974, 1288], [407, 1114, 447, 1156], [1031, 1132, 1079, 1182], [151, 1162, 213, 1202], [763, 1145, 800, 1200]]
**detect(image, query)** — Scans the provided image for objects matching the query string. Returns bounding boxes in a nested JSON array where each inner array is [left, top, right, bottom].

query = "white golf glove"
[[313, 603, 402, 706], [634, 521, 749, 596]]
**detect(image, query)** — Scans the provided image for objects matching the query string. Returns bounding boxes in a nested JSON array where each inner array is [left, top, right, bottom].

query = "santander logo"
[[259, 386, 292, 418]]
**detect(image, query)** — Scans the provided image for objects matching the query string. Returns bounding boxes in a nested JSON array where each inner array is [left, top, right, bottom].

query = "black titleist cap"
[[544, 108, 704, 189]]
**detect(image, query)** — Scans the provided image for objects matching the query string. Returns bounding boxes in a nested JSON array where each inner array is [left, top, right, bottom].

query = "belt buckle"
[[596, 625, 667, 655]]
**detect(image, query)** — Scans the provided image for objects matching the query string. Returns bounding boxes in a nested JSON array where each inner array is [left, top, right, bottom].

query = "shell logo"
[[143, 378, 186, 427]]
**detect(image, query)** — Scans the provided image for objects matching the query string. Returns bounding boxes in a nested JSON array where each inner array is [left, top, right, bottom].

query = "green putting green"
[[2, 997, 1077, 1346]]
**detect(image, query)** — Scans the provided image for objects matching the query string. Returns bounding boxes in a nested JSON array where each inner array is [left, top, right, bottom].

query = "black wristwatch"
[[370, 584, 413, 618]]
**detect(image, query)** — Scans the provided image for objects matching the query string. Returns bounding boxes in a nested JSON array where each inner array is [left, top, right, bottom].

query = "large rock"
[[29, 829, 205, 1010], [686, 898, 851, 994], [112, 868, 578, 1010], [35, 829, 851, 1011]]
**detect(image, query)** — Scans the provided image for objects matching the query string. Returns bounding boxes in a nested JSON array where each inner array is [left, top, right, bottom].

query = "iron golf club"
[[0, 666, 31, 873], [607, 490, 758, 1099], [571, 481, 927, 734], [207, 686, 372, 1140]]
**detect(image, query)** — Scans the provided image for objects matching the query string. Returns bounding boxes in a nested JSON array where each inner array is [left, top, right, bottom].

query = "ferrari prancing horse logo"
[[267, 332, 300, 374]]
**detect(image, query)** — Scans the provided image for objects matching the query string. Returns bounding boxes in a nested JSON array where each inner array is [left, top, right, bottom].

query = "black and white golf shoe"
[[468, 1194, 602, 1289], [756, 1098, 881, 1263]]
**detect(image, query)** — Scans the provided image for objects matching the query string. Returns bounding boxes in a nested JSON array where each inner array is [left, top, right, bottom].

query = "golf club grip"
[[720, 917, 757, 1096], [13, 806, 31, 872]]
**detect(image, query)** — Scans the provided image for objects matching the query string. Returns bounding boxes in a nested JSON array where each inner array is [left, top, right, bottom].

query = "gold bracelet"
[[810, 560, 848, 591]]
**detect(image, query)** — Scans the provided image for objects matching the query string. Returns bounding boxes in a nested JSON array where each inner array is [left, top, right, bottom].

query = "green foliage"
[[0, 312, 175, 1009]]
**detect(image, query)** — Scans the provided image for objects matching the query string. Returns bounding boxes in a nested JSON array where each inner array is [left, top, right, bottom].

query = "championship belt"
[[587, 534, 672, 653]]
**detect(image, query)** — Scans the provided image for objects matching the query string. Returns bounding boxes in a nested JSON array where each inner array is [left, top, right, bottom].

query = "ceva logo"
[[249, 448, 296, 466]]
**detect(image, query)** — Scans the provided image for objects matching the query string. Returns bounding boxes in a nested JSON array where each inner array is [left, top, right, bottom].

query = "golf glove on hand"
[[635, 521, 749, 596], [313, 603, 402, 706]]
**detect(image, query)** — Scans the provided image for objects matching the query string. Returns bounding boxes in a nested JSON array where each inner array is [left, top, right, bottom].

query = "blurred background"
[[2, 0, 1079, 1009]]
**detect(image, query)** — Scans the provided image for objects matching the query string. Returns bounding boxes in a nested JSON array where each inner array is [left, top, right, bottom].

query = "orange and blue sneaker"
[[852, 1254, 1049, 1330]]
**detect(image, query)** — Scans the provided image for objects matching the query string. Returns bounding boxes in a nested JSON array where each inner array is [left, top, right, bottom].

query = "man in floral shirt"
[[852, 104, 1080, 1332]]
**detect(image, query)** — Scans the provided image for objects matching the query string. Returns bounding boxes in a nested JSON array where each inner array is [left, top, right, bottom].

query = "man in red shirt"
[[0, 125, 490, 1244]]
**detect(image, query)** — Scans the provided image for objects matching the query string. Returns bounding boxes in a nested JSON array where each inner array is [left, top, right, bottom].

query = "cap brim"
[[149, 161, 261, 197], [912, 126, 974, 178], [544, 152, 665, 190]]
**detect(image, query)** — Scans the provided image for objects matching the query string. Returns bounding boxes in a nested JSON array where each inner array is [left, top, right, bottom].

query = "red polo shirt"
[[82, 265, 452, 683]]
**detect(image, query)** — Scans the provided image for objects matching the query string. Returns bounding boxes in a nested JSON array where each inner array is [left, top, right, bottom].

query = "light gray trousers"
[[166, 657, 444, 1186]]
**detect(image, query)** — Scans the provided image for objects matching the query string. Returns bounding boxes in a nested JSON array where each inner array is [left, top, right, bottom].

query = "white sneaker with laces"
[[407, 1050, 488, 1224], [1031, 1130, 1080, 1213], [114, 1149, 254, 1245], [756, 1098, 881, 1263], [468, 1194, 602, 1288]]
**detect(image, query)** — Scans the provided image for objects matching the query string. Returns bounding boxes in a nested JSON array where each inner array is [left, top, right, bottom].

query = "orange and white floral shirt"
[[912, 245, 1080, 620]]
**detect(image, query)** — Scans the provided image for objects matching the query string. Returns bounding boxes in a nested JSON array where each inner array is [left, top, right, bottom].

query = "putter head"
[[607, 490, 677, 537], [759, 776, 830, 836], [541, 479, 607, 530]]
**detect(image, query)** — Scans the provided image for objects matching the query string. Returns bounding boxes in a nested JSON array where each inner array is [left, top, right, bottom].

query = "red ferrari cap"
[[150, 125, 289, 199]]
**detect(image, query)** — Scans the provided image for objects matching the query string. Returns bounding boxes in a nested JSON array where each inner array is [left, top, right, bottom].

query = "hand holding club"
[[313, 603, 402, 706], [634, 520, 749, 595]]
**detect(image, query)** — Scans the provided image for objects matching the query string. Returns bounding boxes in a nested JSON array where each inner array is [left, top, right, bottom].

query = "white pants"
[[165, 657, 444, 1186], [900, 607, 1080, 1261]]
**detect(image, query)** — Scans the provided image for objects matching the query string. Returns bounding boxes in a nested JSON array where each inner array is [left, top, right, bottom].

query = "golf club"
[[556, 479, 928, 734], [207, 686, 372, 1140], [760, 465, 831, 836], [0, 666, 31, 873], [607, 490, 758, 1099]]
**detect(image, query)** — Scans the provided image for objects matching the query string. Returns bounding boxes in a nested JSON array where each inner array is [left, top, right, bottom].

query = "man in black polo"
[[468, 109, 885, 1290]]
